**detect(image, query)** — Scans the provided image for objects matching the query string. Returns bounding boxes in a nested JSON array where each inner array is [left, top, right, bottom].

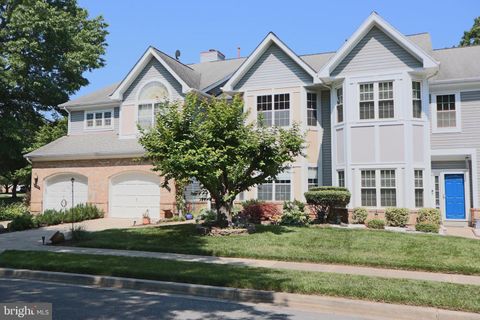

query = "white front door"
[[44, 174, 88, 211], [109, 172, 160, 219]]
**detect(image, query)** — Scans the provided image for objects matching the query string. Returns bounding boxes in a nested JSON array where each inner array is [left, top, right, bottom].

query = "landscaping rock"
[[196, 224, 256, 236], [50, 231, 65, 244]]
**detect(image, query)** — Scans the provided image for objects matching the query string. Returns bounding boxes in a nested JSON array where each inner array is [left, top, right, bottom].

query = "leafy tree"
[[139, 94, 305, 225], [0, 0, 108, 182], [460, 17, 480, 46]]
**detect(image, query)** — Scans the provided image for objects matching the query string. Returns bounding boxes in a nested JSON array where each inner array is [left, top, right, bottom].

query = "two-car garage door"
[[109, 172, 160, 219]]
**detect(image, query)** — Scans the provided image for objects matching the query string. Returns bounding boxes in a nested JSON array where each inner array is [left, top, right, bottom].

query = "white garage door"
[[44, 174, 88, 211], [110, 172, 160, 219]]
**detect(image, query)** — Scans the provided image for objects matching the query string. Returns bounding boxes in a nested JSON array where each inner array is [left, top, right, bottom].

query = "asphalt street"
[[0, 278, 372, 320]]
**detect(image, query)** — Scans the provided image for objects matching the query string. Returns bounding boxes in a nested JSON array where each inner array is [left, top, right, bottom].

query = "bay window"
[[414, 170, 424, 208], [359, 81, 395, 120], [412, 81, 422, 118], [338, 170, 345, 187], [336, 88, 344, 123], [361, 169, 397, 207]]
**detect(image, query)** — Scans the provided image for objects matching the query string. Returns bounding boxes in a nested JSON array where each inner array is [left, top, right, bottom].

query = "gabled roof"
[[222, 32, 318, 92], [317, 12, 439, 80], [59, 82, 120, 108], [110, 47, 201, 100]]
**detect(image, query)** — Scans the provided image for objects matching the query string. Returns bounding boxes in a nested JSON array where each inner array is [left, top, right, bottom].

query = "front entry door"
[[444, 174, 466, 220]]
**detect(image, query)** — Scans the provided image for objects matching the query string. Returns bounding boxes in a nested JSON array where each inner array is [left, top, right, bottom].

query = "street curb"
[[1, 268, 479, 320]]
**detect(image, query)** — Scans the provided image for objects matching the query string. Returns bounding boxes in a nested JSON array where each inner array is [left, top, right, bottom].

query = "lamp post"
[[71, 177, 75, 232]]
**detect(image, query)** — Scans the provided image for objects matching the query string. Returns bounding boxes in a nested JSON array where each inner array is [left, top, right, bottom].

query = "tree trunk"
[[3, 184, 9, 194], [11, 183, 17, 199], [216, 199, 234, 227]]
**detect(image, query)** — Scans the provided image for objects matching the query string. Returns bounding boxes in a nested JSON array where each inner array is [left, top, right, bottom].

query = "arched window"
[[137, 82, 169, 128]]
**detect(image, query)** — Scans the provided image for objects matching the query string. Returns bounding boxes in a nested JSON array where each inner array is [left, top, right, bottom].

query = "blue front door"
[[444, 174, 466, 220]]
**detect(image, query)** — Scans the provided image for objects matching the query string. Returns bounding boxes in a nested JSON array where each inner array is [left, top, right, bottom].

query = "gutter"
[[25, 151, 146, 162], [429, 76, 480, 85]]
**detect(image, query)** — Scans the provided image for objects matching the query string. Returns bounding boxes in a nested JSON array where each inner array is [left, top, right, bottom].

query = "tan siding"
[[431, 90, 480, 206], [235, 44, 312, 90], [332, 26, 422, 76]]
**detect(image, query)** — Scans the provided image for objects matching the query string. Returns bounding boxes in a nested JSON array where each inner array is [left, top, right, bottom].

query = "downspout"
[[466, 156, 474, 227]]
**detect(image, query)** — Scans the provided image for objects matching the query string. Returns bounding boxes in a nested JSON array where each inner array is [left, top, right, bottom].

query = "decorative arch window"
[[137, 82, 169, 128]]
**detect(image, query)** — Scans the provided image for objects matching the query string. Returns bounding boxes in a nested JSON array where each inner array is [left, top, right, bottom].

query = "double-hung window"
[[361, 169, 397, 207], [308, 167, 318, 190], [85, 110, 113, 129], [361, 170, 376, 206], [436, 94, 456, 128], [258, 170, 291, 201], [138, 103, 164, 129], [307, 93, 318, 126], [338, 170, 345, 188], [336, 88, 344, 123], [380, 170, 396, 207], [257, 94, 290, 127], [359, 83, 375, 120], [414, 170, 424, 208], [412, 81, 422, 118], [359, 81, 394, 120]]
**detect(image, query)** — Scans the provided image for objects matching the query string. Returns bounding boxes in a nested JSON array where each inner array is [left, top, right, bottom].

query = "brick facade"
[[30, 158, 176, 218]]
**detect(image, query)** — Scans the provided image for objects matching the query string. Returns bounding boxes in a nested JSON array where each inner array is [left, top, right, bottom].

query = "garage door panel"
[[44, 174, 88, 212], [110, 172, 160, 219]]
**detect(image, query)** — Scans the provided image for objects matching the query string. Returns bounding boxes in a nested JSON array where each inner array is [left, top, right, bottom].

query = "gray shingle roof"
[[25, 132, 144, 160], [431, 45, 480, 82], [153, 48, 201, 89], [59, 82, 120, 108]]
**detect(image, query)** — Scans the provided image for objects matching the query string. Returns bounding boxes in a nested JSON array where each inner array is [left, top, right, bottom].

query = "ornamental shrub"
[[240, 201, 280, 224], [415, 222, 440, 233], [35, 209, 64, 226], [8, 213, 36, 231], [416, 208, 441, 225], [304, 186, 351, 222], [352, 207, 368, 224], [0, 203, 28, 221], [63, 204, 104, 223], [366, 219, 385, 229], [385, 207, 410, 227], [280, 200, 310, 226]]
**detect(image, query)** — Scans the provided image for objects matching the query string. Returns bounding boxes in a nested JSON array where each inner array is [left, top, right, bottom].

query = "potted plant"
[[185, 212, 194, 220], [142, 210, 151, 225]]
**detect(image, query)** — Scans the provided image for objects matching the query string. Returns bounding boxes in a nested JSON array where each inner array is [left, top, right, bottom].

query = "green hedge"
[[8, 213, 36, 231], [385, 208, 410, 227], [416, 222, 440, 233], [0, 203, 28, 221], [366, 219, 385, 229], [352, 207, 368, 224], [304, 187, 351, 208], [417, 208, 441, 225]]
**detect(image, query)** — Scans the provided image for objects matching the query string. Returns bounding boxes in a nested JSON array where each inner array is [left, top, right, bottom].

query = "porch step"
[[443, 221, 469, 227]]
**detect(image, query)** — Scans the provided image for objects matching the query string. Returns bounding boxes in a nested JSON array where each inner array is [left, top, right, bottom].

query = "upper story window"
[[85, 110, 113, 129], [359, 81, 394, 120], [412, 81, 422, 118], [257, 94, 290, 127], [436, 94, 456, 128], [137, 82, 169, 129], [336, 88, 343, 123], [307, 92, 318, 126]]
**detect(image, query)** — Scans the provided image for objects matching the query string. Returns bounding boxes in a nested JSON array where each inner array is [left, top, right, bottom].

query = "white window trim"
[[414, 169, 424, 208], [84, 109, 114, 131], [358, 80, 396, 121], [255, 92, 292, 128], [411, 80, 423, 120], [336, 87, 344, 124], [137, 101, 165, 128], [431, 92, 461, 133], [360, 168, 397, 208]]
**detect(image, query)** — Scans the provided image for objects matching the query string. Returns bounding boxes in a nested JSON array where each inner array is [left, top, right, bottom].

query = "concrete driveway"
[[0, 218, 135, 251]]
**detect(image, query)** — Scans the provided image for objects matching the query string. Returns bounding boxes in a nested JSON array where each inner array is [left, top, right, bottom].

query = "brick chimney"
[[200, 49, 225, 63]]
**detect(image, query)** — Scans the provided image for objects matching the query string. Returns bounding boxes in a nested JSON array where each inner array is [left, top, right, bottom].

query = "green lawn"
[[1, 250, 479, 313], [71, 224, 480, 275], [0, 193, 25, 205]]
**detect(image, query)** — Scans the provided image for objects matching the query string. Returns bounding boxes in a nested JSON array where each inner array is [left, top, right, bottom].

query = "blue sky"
[[73, 0, 480, 99]]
